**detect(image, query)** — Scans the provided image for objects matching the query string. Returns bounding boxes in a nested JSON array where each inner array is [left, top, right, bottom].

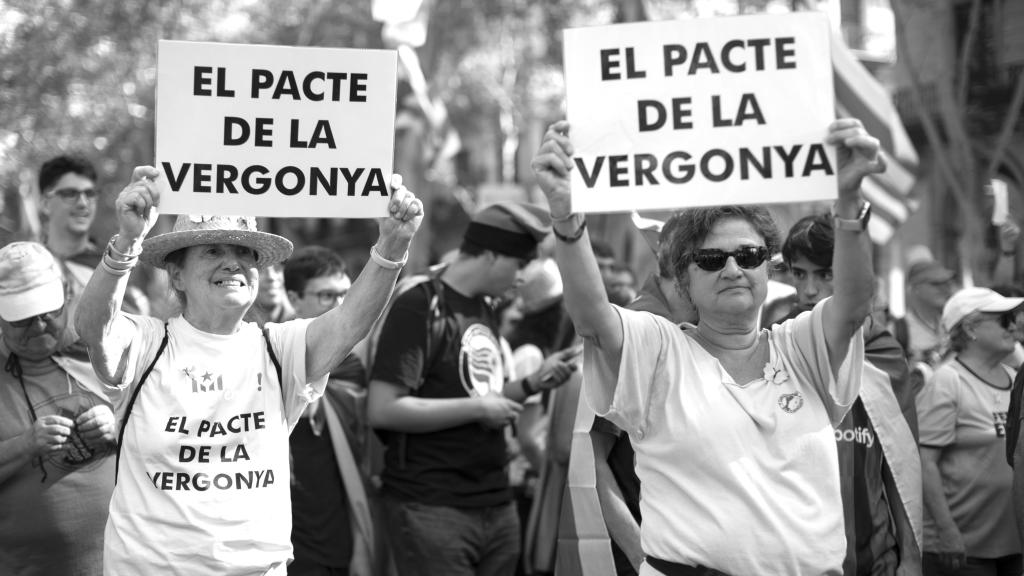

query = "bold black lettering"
[[289, 119, 307, 148], [663, 45, 687, 77], [194, 66, 213, 96], [711, 95, 732, 127], [634, 154, 658, 185], [224, 117, 249, 146], [608, 155, 629, 187], [308, 120, 336, 148], [600, 49, 621, 81], [349, 73, 368, 102], [701, 149, 734, 182], [216, 165, 240, 193], [340, 168, 364, 196], [310, 167, 337, 195], [302, 71, 325, 101], [638, 100, 666, 132], [215, 67, 235, 97], [721, 40, 746, 72], [624, 47, 646, 78], [574, 157, 605, 188], [251, 69, 273, 98], [802, 144, 834, 175], [663, 151, 694, 184], [689, 42, 719, 74], [243, 165, 271, 194], [739, 147, 772, 179], [194, 163, 212, 193], [747, 38, 771, 70], [162, 162, 190, 191], [774, 145, 803, 177], [671, 97, 693, 129], [325, 72, 348, 101], [275, 166, 305, 195], [364, 168, 388, 196], [176, 472, 190, 490], [254, 118, 273, 147], [776, 37, 796, 69], [735, 93, 765, 125], [272, 70, 300, 100]]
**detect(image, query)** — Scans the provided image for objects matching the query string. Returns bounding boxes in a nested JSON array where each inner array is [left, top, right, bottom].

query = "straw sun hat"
[[140, 215, 293, 269]]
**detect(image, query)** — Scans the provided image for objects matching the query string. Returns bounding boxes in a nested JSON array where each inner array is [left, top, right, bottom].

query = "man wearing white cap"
[[0, 241, 117, 576], [918, 287, 1024, 575]]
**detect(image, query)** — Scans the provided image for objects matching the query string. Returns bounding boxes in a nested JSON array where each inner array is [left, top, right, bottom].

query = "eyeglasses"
[[989, 312, 1017, 330], [7, 306, 65, 328], [692, 246, 769, 272], [49, 187, 98, 204], [304, 289, 347, 306]]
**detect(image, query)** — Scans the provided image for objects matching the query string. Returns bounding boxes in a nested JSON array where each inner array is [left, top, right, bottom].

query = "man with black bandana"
[[369, 202, 576, 576]]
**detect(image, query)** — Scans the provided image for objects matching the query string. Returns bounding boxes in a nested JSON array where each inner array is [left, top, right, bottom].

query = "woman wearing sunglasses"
[[916, 287, 1023, 576], [531, 118, 884, 576]]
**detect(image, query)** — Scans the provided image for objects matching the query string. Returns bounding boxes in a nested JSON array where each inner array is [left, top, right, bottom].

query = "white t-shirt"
[[585, 300, 864, 576], [103, 315, 327, 576]]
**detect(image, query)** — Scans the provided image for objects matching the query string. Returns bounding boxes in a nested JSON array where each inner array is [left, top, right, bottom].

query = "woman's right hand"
[[934, 525, 967, 571], [531, 121, 575, 218], [116, 166, 162, 242]]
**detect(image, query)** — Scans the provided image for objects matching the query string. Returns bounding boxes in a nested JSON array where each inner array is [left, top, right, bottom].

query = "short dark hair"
[[781, 213, 834, 269], [668, 205, 781, 282], [284, 246, 347, 294], [657, 213, 685, 280], [39, 154, 97, 193]]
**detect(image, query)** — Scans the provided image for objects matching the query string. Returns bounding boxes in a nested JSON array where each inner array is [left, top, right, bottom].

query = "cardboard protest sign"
[[563, 13, 835, 213], [156, 40, 397, 218]]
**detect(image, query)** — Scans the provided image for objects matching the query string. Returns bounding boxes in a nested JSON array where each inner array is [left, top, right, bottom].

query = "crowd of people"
[[1, 116, 1023, 576]]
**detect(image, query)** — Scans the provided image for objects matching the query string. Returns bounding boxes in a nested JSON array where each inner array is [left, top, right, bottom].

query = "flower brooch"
[[763, 362, 790, 385]]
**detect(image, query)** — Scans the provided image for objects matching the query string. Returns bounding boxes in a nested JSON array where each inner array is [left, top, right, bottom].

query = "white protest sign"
[[564, 13, 836, 213], [156, 40, 397, 218]]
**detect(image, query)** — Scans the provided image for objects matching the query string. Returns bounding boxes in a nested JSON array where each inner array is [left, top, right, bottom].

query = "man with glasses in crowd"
[[283, 245, 375, 576], [0, 242, 117, 576]]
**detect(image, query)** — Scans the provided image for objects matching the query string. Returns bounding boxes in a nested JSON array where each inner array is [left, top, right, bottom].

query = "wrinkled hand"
[[531, 121, 575, 218], [477, 394, 523, 429], [999, 221, 1020, 253], [934, 525, 966, 571], [76, 405, 117, 449], [27, 414, 75, 457], [116, 166, 162, 242], [534, 344, 583, 392], [376, 174, 424, 259], [827, 118, 885, 199]]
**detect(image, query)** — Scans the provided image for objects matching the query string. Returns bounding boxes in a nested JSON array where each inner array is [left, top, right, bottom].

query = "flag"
[[832, 30, 920, 244]]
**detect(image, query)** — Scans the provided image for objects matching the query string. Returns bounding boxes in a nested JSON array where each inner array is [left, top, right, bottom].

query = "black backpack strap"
[[115, 322, 169, 484], [262, 327, 284, 390]]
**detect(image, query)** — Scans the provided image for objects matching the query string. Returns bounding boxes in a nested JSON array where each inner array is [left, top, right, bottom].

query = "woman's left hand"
[[376, 174, 424, 259], [827, 118, 886, 200]]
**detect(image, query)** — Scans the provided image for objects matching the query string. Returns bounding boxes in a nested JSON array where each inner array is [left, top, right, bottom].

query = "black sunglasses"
[[692, 246, 769, 272], [995, 312, 1017, 330]]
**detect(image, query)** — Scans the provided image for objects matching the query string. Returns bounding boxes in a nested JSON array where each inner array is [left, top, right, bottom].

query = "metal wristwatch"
[[833, 201, 872, 231]]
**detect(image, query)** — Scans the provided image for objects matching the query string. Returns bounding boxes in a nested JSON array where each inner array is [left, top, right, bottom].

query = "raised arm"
[[822, 119, 885, 374], [75, 166, 161, 385], [531, 121, 623, 376], [304, 182, 422, 380]]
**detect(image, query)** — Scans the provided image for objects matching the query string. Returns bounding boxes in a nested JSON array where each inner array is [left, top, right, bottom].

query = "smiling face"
[[41, 172, 96, 236], [686, 218, 769, 320], [168, 244, 259, 320], [789, 256, 834, 313]]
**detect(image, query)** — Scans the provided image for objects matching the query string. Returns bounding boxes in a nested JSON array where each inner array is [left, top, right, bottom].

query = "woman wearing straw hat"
[[75, 166, 422, 575], [917, 287, 1023, 576]]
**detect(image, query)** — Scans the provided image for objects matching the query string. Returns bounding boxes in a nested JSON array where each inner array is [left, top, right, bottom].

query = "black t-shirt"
[[290, 417, 352, 568], [1007, 368, 1024, 467], [371, 280, 511, 507], [592, 416, 641, 576]]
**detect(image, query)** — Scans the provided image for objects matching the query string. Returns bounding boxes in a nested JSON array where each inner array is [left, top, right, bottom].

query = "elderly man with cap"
[[0, 242, 117, 576], [917, 287, 1023, 575], [905, 259, 957, 367], [368, 202, 576, 576]]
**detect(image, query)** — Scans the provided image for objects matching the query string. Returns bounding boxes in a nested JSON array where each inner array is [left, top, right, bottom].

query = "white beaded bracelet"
[[369, 244, 408, 270]]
